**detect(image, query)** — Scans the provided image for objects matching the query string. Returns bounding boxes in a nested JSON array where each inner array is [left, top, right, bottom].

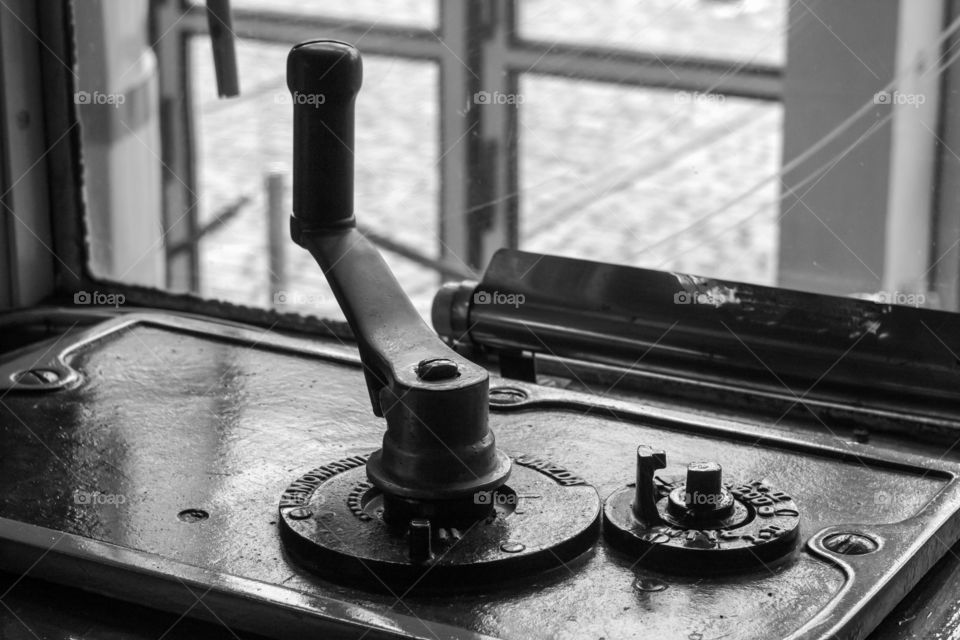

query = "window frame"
[[7, 0, 958, 336]]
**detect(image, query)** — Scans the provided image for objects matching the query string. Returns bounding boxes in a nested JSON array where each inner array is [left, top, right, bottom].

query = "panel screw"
[[13, 369, 62, 386], [633, 577, 668, 592], [489, 386, 528, 406], [177, 508, 209, 523], [500, 541, 526, 553], [823, 532, 878, 555], [416, 358, 459, 381], [288, 507, 313, 520]]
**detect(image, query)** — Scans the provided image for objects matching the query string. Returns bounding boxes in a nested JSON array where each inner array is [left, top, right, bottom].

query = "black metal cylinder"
[[286, 40, 362, 231]]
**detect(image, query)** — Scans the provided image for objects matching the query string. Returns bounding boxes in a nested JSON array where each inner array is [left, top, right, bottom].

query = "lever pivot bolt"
[[416, 357, 460, 381]]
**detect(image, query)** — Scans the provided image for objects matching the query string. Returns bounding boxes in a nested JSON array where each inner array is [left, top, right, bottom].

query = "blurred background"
[[74, 0, 959, 319]]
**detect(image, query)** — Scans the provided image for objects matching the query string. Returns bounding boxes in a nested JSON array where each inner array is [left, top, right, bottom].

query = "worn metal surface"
[[0, 313, 958, 639]]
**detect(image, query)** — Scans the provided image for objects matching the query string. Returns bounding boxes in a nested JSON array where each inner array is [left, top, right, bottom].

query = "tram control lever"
[[286, 40, 511, 524]]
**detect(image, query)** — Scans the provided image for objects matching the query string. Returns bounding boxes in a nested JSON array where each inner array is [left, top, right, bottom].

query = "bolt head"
[[489, 386, 528, 405], [823, 532, 878, 555], [633, 577, 668, 592], [416, 358, 459, 381], [13, 369, 62, 386]]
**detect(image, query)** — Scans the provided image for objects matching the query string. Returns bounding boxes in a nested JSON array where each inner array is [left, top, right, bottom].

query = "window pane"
[[519, 75, 782, 285], [229, 0, 437, 28], [76, 1, 950, 314], [518, 0, 787, 66]]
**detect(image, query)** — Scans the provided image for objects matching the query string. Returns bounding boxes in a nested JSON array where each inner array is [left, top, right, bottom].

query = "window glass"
[[230, 0, 437, 27], [74, 1, 954, 314], [520, 76, 782, 284], [519, 0, 787, 66]]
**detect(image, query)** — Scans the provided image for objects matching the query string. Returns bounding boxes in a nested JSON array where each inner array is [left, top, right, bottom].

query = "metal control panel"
[[1, 312, 957, 639]]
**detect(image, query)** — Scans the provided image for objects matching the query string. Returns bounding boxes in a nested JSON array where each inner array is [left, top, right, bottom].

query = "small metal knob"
[[684, 461, 724, 511], [666, 460, 735, 522]]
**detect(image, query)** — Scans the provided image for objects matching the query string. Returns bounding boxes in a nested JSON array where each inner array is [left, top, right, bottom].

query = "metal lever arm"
[[286, 41, 509, 510]]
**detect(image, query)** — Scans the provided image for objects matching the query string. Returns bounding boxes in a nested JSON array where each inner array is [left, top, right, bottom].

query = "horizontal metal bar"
[[357, 223, 477, 280], [167, 194, 250, 255], [182, 5, 445, 60], [505, 39, 783, 101], [181, 6, 782, 100]]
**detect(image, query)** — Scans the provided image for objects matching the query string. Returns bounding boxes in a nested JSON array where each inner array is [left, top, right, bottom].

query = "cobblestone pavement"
[[192, 0, 785, 321]]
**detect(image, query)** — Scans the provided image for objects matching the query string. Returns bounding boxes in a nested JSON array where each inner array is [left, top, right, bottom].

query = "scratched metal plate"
[[0, 313, 958, 639]]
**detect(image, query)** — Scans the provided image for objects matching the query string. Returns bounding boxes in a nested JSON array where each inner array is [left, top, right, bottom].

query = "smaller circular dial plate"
[[604, 478, 801, 572]]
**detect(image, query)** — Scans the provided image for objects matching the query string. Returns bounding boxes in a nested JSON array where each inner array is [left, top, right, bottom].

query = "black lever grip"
[[287, 40, 362, 231]]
